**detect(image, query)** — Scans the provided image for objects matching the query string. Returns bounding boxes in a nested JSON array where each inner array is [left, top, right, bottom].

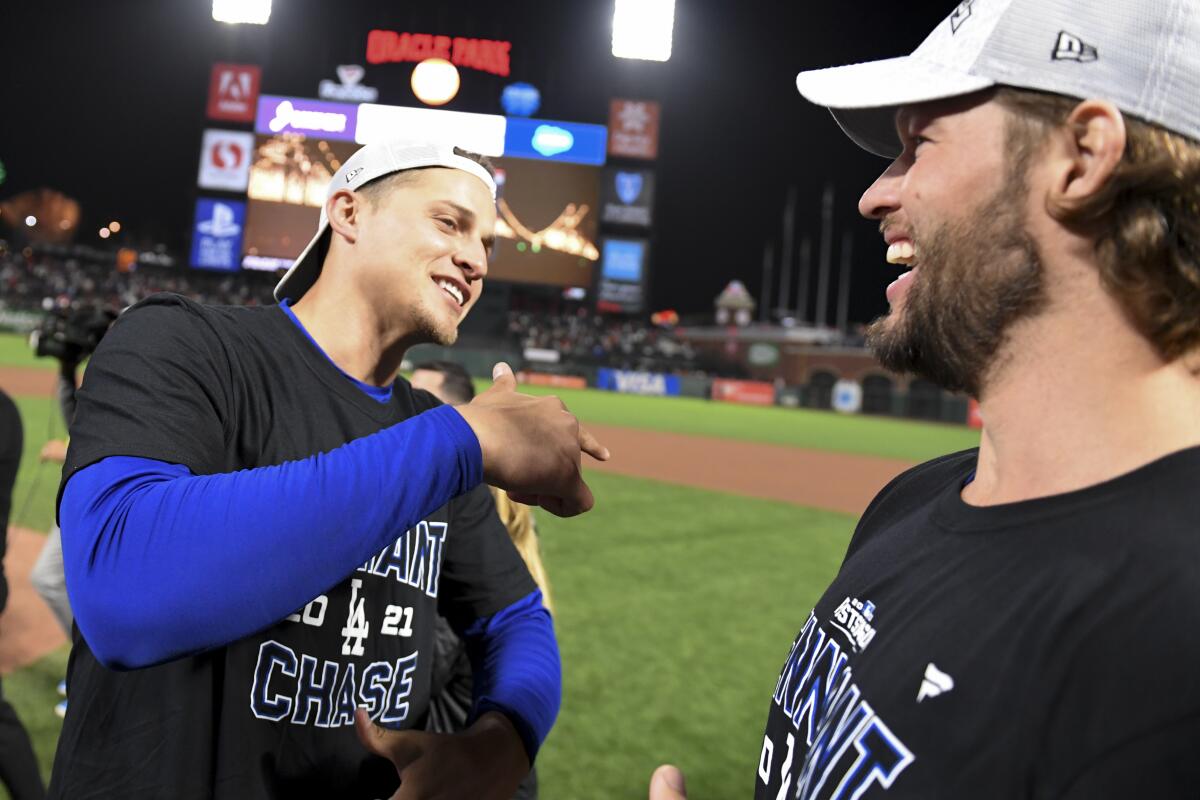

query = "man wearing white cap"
[[650, 0, 1200, 798], [50, 140, 607, 798]]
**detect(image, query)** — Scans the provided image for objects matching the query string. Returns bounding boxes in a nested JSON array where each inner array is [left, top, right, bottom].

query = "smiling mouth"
[[434, 277, 465, 308], [886, 240, 916, 266]]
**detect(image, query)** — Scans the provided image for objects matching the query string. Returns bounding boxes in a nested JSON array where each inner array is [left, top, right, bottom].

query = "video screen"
[[490, 157, 600, 288], [240, 137, 603, 287], [241, 133, 358, 270]]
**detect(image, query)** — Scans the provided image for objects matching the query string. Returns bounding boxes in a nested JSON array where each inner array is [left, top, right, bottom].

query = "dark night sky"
[[0, 0, 957, 323]]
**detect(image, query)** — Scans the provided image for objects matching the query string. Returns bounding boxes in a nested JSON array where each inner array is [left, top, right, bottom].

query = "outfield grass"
[[0, 333, 53, 371], [509, 382, 980, 463], [8, 395, 66, 532], [537, 472, 853, 799]]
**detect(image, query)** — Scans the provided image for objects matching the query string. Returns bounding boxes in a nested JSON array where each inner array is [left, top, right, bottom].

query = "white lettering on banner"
[[613, 371, 666, 395], [269, 100, 348, 133]]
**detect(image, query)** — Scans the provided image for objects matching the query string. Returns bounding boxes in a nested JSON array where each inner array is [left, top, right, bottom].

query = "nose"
[[857, 159, 907, 221], [452, 240, 489, 281]]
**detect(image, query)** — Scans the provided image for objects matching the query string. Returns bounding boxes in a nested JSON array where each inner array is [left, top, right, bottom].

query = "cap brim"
[[796, 55, 995, 158], [273, 222, 329, 303]]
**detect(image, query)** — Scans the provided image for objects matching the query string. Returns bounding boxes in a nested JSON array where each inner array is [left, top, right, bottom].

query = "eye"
[[911, 135, 931, 157], [436, 216, 459, 232]]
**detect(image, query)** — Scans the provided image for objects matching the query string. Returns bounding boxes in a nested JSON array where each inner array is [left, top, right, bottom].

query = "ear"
[[1050, 100, 1126, 206], [326, 188, 363, 246]]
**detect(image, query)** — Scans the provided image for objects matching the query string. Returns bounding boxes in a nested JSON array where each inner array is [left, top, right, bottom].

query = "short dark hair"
[[413, 360, 476, 403], [357, 147, 495, 204]]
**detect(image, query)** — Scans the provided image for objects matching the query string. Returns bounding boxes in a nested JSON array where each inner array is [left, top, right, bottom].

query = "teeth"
[[436, 279, 463, 305], [886, 241, 916, 265]]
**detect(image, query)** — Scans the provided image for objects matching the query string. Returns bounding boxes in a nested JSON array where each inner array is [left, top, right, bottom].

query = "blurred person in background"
[[410, 359, 555, 800], [31, 352, 84, 720], [0, 387, 47, 800]]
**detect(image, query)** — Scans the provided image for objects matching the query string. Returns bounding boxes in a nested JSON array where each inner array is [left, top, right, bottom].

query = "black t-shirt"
[[757, 447, 1200, 800], [50, 295, 535, 799]]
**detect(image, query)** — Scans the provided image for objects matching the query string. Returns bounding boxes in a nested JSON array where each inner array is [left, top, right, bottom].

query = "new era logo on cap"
[[950, 0, 975, 34], [1051, 30, 1098, 62]]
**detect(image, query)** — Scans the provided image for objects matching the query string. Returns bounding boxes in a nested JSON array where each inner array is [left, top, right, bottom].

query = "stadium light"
[[612, 0, 675, 62], [212, 0, 271, 25], [24, 215, 36, 227], [411, 59, 461, 106]]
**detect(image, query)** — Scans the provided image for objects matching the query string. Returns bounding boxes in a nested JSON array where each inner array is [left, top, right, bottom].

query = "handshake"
[[455, 362, 610, 518]]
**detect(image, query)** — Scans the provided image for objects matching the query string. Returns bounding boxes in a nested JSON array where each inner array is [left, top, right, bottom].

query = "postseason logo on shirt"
[[829, 596, 878, 653]]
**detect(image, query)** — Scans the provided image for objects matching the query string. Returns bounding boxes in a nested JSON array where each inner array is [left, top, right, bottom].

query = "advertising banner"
[[596, 238, 648, 313], [207, 63, 261, 122], [712, 378, 775, 406], [832, 380, 864, 414], [601, 168, 654, 226], [190, 198, 246, 271], [608, 99, 660, 160], [255, 96, 359, 142], [596, 368, 680, 397], [355, 103, 504, 155], [198, 129, 255, 192], [517, 372, 587, 390], [502, 117, 607, 166]]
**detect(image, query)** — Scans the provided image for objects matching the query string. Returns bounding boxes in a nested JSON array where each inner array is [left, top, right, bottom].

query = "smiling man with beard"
[[647, 1, 1200, 799]]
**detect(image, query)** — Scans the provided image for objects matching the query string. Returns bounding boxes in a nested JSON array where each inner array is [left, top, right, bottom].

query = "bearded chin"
[[865, 202, 1045, 399]]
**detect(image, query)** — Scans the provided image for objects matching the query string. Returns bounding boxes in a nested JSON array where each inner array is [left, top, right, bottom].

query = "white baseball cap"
[[273, 139, 498, 303], [795, 0, 1200, 158]]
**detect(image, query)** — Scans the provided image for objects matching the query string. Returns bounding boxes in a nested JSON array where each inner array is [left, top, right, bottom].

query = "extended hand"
[[456, 363, 609, 518], [356, 709, 529, 800], [649, 765, 688, 799], [40, 439, 68, 463]]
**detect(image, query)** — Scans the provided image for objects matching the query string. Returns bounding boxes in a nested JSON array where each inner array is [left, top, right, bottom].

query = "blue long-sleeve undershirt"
[[465, 588, 561, 762], [59, 404, 481, 670]]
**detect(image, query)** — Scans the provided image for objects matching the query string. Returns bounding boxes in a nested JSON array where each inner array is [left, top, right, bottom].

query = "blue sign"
[[596, 368, 680, 397], [503, 117, 607, 165], [615, 171, 643, 205], [601, 238, 646, 282], [254, 95, 359, 142], [501, 82, 541, 117], [190, 198, 246, 271]]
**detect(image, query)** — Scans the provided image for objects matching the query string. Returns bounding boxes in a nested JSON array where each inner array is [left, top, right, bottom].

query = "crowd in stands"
[[1, 242, 713, 377], [506, 308, 700, 374], [0, 244, 276, 315]]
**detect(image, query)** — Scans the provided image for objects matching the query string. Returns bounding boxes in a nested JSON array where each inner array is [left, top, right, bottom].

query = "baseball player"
[[651, 1, 1200, 798], [51, 140, 607, 799]]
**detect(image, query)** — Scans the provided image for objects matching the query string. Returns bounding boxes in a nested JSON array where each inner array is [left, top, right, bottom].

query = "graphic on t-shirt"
[[763, 612, 913, 799], [916, 663, 954, 703], [250, 640, 419, 727], [341, 578, 370, 656], [356, 520, 448, 597], [829, 597, 878, 653]]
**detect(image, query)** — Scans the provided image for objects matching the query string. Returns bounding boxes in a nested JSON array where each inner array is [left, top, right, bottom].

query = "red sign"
[[207, 63, 261, 122], [967, 398, 984, 429], [517, 372, 588, 390], [366, 30, 511, 77], [608, 99, 661, 160], [712, 379, 775, 406]]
